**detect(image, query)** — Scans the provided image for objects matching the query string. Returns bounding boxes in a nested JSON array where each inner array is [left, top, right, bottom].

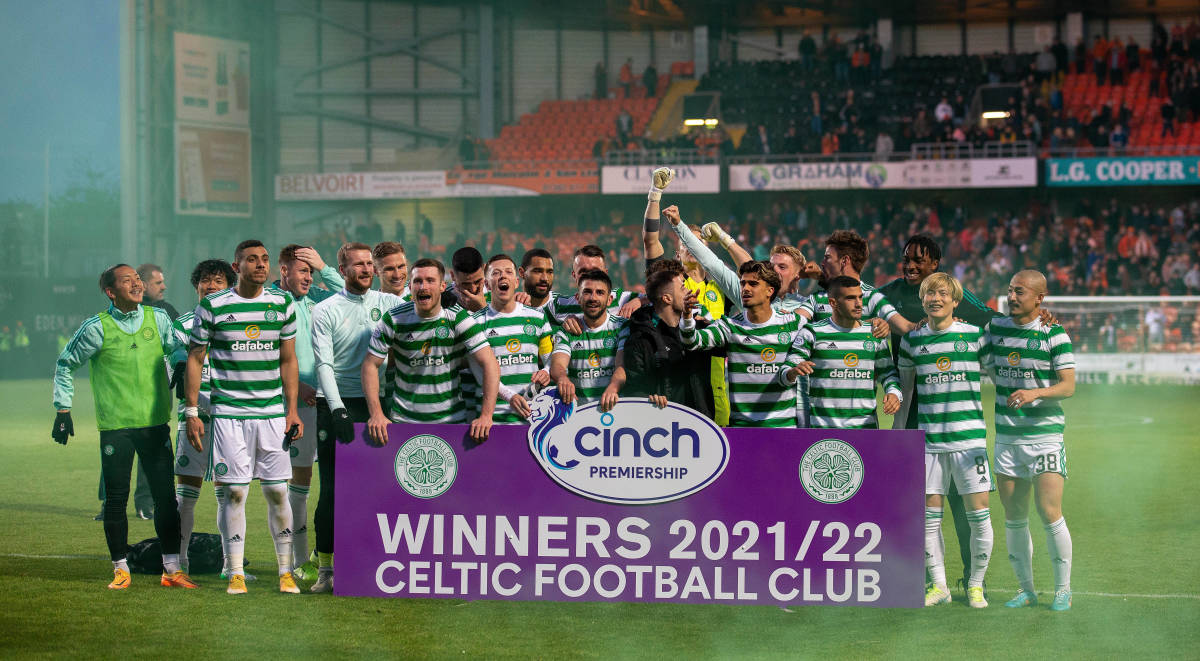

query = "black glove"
[[283, 424, 301, 449], [331, 408, 355, 444], [169, 362, 186, 400], [52, 411, 74, 445]]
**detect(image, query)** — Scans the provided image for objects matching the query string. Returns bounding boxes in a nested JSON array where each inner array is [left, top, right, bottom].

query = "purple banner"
[[335, 396, 924, 608]]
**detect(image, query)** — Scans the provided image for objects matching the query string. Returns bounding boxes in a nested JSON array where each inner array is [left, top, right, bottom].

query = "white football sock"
[[175, 484, 200, 571], [263, 481, 294, 575], [221, 484, 249, 576], [213, 486, 229, 572], [1005, 518, 1035, 593], [966, 507, 993, 588], [288, 483, 310, 567], [1044, 517, 1072, 592], [925, 507, 946, 588]]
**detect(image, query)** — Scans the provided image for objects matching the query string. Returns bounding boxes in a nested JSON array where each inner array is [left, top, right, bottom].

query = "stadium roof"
[[491, 0, 1200, 29]]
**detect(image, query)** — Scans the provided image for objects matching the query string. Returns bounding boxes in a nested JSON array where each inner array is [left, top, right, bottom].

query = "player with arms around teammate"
[[170, 259, 237, 578], [779, 276, 902, 428], [308, 242, 406, 592], [362, 258, 501, 444], [988, 270, 1076, 612], [549, 269, 630, 411], [469, 254, 552, 421], [682, 261, 803, 428], [894, 272, 994, 609], [185, 240, 304, 595], [53, 264, 191, 589], [544, 244, 641, 330]]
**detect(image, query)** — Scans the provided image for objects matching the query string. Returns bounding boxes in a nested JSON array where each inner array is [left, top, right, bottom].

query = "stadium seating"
[[1060, 67, 1198, 151], [695, 54, 1028, 145], [482, 69, 678, 168]]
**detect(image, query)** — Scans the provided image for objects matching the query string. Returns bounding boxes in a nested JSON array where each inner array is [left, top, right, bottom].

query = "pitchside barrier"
[[335, 391, 925, 608]]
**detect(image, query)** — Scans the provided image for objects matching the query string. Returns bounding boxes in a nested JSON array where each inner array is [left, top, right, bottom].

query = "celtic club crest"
[[799, 439, 865, 504], [394, 434, 458, 499]]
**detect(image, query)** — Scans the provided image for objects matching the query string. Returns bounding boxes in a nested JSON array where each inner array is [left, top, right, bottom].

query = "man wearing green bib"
[[53, 264, 194, 590]]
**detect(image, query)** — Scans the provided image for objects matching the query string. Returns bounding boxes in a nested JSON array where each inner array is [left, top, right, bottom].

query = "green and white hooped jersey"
[[368, 302, 487, 423], [986, 317, 1075, 445], [783, 319, 901, 429], [189, 287, 297, 419], [551, 314, 629, 404], [466, 304, 553, 422], [682, 310, 802, 428], [525, 291, 559, 312], [799, 283, 899, 324], [545, 287, 637, 325], [897, 321, 988, 452], [173, 310, 211, 427]]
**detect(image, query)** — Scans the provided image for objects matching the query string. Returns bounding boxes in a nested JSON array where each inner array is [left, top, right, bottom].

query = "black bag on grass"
[[126, 533, 227, 574]]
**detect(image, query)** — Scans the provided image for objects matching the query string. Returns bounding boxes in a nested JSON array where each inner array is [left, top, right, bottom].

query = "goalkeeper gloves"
[[701, 222, 736, 248], [52, 411, 74, 445], [647, 167, 674, 201], [331, 408, 355, 444], [170, 362, 186, 400]]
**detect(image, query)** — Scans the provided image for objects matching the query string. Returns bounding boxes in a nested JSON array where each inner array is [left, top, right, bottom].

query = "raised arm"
[[663, 205, 743, 313], [642, 167, 674, 261]]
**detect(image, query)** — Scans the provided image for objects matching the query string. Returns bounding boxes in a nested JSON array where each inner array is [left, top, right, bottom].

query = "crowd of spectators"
[[302, 195, 1200, 353]]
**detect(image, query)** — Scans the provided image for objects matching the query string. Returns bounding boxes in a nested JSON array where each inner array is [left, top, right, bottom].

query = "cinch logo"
[[245, 325, 261, 339], [526, 389, 729, 505], [843, 353, 859, 367], [1007, 351, 1021, 366], [505, 338, 522, 353], [760, 347, 776, 362], [231, 340, 276, 351], [935, 356, 952, 371]]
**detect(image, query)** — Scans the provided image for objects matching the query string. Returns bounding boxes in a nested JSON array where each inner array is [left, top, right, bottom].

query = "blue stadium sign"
[[1045, 157, 1200, 187]]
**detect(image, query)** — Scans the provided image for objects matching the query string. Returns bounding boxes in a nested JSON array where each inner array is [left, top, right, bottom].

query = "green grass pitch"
[[1, 378, 1197, 658]]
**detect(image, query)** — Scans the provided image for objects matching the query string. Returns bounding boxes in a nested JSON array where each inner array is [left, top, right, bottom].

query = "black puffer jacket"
[[623, 306, 715, 420]]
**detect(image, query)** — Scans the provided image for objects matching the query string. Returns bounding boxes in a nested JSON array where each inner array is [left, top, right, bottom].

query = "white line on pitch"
[[0, 552, 106, 560]]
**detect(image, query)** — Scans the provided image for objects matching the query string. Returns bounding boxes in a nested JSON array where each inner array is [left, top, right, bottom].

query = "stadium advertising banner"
[[1073, 353, 1200, 385], [275, 171, 452, 201], [175, 125, 252, 216], [336, 394, 925, 608], [601, 165, 721, 194], [730, 159, 1036, 191], [276, 166, 600, 201], [174, 33, 251, 128], [445, 166, 599, 196], [1045, 157, 1200, 187]]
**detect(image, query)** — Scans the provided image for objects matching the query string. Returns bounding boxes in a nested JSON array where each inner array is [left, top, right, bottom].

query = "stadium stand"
[[480, 73, 673, 167]]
